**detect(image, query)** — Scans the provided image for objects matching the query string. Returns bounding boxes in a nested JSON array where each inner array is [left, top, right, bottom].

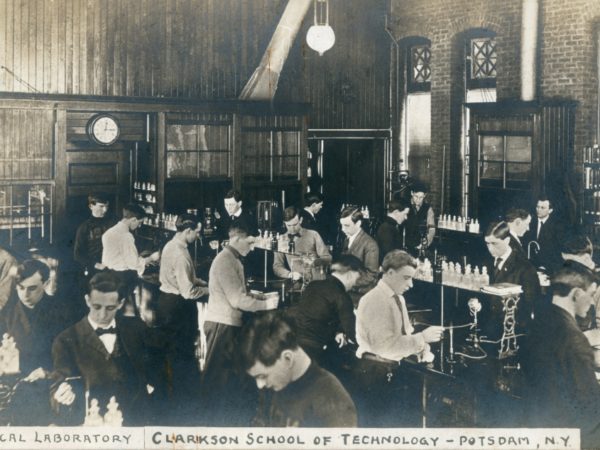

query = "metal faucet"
[[527, 240, 540, 260]]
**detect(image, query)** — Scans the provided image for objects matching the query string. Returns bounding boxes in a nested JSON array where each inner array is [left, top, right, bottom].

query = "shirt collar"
[[499, 246, 512, 263], [378, 279, 397, 298], [288, 228, 304, 237], [225, 245, 243, 261], [116, 221, 130, 232], [87, 317, 117, 331], [231, 208, 242, 218]]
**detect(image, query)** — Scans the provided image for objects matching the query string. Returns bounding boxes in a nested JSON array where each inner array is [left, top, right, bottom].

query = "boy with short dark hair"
[[73, 193, 115, 275], [239, 311, 357, 427]]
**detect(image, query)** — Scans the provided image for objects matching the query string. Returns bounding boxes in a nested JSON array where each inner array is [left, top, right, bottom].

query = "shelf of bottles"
[[437, 215, 481, 234], [583, 145, 600, 227], [413, 257, 490, 292], [0, 183, 53, 246], [133, 181, 157, 217]]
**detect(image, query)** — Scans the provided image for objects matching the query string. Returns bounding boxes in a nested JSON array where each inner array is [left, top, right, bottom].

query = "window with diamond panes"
[[468, 36, 497, 89], [408, 44, 431, 92]]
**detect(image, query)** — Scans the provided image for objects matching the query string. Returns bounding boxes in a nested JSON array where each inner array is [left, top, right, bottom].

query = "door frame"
[[307, 129, 392, 215]]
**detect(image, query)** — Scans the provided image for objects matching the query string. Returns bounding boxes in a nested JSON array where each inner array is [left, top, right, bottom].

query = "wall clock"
[[87, 114, 120, 146]]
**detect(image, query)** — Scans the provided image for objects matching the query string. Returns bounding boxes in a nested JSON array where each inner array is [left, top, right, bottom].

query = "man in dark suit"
[[339, 206, 379, 306], [376, 199, 409, 262], [0, 259, 70, 379], [504, 207, 531, 255], [560, 234, 599, 330], [525, 196, 566, 275], [522, 266, 600, 448], [299, 192, 324, 238], [51, 270, 163, 426], [214, 189, 257, 242], [484, 221, 541, 328], [287, 254, 363, 365], [0, 260, 74, 425]]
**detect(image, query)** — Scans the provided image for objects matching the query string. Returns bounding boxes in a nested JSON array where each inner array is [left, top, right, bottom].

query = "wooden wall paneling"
[[156, 112, 166, 211], [55, 108, 67, 235], [232, 113, 242, 191]]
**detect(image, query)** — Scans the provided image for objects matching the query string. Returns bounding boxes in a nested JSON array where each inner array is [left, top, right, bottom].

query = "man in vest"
[[404, 182, 436, 256]]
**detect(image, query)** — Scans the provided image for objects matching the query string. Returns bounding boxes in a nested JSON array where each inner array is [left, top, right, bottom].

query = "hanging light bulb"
[[306, 0, 335, 56]]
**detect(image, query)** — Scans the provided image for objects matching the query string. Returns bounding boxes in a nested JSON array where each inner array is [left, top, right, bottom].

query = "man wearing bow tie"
[[273, 206, 331, 283], [51, 271, 163, 426]]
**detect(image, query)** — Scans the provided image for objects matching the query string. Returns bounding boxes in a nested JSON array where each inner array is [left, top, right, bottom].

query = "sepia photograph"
[[0, 0, 595, 448]]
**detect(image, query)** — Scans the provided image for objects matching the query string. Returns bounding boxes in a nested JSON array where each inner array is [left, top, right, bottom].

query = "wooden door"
[[63, 111, 146, 243]]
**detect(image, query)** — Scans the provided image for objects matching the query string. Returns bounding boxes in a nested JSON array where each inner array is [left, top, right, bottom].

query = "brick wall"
[[390, 0, 600, 214]]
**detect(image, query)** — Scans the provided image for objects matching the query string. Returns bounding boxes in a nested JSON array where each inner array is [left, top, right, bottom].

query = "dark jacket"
[[376, 216, 404, 262], [404, 202, 432, 251], [51, 316, 163, 425], [490, 248, 541, 327], [287, 276, 355, 362], [73, 216, 116, 270], [0, 294, 70, 375], [508, 233, 525, 256], [342, 229, 379, 295], [525, 213, 566, 275], [216, 208, 257, 240], [522, 304, 600, 448]]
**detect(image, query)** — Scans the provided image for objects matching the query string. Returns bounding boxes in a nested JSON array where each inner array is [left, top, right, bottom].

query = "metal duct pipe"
[[239, 0, 312, 100], [520, 0, 539, 101]]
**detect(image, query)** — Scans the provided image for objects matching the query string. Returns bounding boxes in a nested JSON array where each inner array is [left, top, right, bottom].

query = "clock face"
[[89, 115, 120, 145]]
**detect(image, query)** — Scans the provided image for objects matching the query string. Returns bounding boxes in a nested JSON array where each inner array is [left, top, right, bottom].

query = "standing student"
[[158, 214, 208, 400], [202, 224, 278, 424], [300, 192, 325, 238], [272, 206, 331, 283], [339, 206, 379, 306], [73, 193, 115, 277], [404, 182, 436, 255], [376, 199, 410, 261], [102, 203, 159, 276]]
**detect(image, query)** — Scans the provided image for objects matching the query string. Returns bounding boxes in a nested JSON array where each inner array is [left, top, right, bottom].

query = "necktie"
[[537, 220, 544, 239], [96, 327, 117, 336], [288, 233, 300, 241], [392, 294, 413, 335], [493, 258, 503, 279], [230, 215, 236, 222]]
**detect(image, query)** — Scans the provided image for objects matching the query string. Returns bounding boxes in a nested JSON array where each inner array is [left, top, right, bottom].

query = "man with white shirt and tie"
[[51, 271, 163, 426], [485, 221, 541, 327], [353, 250, 443, 426], [526, 196, 566, 275], [339, 206, 379, 306]]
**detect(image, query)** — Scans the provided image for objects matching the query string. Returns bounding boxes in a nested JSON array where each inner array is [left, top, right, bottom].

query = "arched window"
[[462, 29, 497, 215], [400, 37, 431, 183], [465, 29, 497, 102]]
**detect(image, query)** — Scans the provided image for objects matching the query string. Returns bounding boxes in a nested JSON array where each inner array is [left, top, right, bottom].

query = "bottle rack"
[[582, 145, 600, 226], [133, 181, 157, 216]]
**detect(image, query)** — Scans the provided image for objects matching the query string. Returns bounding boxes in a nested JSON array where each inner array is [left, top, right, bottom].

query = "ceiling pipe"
[[520, 0, 539, 101], [239, 0, 312, 101]]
